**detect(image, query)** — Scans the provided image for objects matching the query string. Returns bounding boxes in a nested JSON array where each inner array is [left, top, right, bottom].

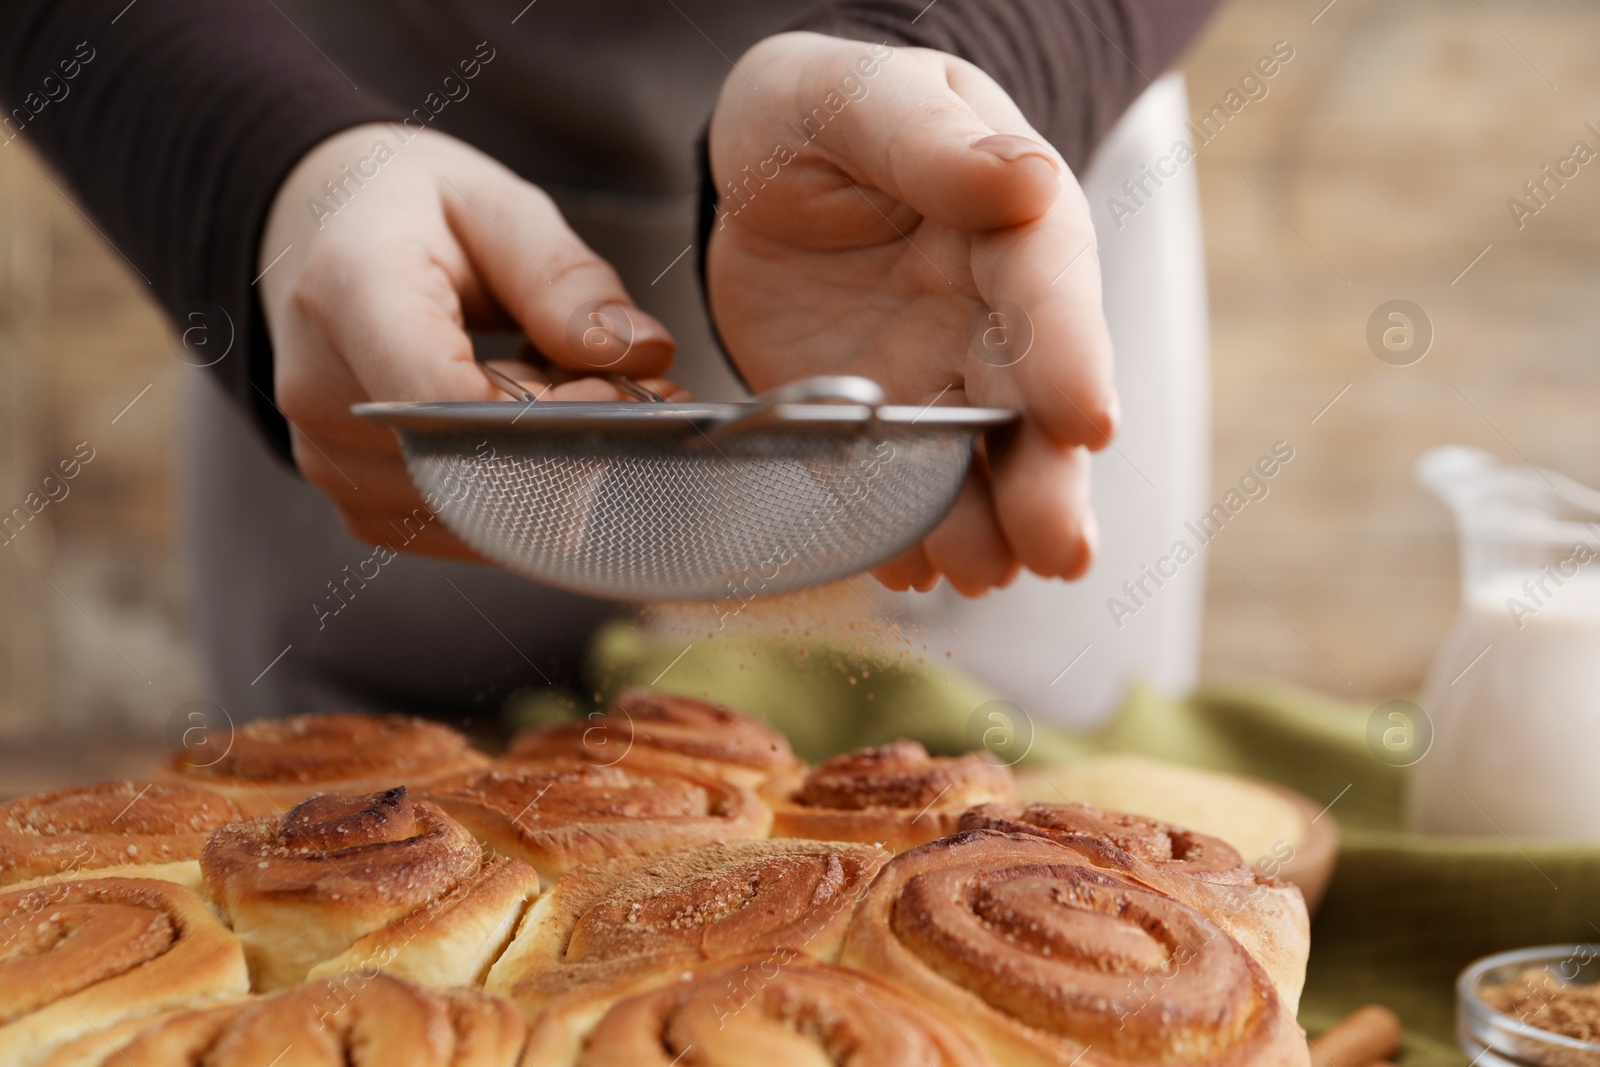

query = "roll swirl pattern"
[[0, 876, 248, 1067], [508, 689, 802, 785], [0, 781, 249, 889], [200, 787, 538, 991], [486, 838, 889, 1019], [839, 830, 1308, 1067], [42, 973, 528, 1066], [424, 754, 772, 884], [761, 740, 1015, 852], [526, 955, 995, 1066], [960, 802, 1311, 1014], [160, 711, 489, 809]]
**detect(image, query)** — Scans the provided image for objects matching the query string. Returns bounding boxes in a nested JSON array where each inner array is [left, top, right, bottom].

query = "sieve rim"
[[352, 399, 1017, 435]]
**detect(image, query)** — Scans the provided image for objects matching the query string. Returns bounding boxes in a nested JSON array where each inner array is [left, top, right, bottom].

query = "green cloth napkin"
[[526, 621, 1596, 1067]]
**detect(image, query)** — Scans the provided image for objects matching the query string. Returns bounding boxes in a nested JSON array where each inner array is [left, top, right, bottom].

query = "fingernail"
[[581, 303, 673, 368], [601, 303, 671, 346], [972, 134, 1060, 173], [1100, 394, 1122, 442]]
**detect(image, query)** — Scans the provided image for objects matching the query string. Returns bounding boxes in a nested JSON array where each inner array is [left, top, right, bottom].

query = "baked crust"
[[200, 787, 537, 991], [761, 740, 1015, 852], [0, 876, 248, 1067], [485, 838, 889, 1020], [40, 973, 528, 1066], [840, 830, 1309, 1067], [960, 802, 1311, 1014], [508, 689, 802, 786], [425, 753, 772, 885], [0, 780, 249, 889], [525, 954, 996, 1066], [159, 711, 488, 809]]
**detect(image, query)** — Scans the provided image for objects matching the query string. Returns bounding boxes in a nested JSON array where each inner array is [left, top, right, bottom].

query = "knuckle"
[[288, 255, 342, 329], [275, 374, 319, 426], [543, 250, 614, 293]]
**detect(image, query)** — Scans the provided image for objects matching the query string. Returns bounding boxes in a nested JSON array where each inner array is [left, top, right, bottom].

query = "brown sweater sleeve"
[[793, 0, 1221, 172], [0, 0, 403, 460]]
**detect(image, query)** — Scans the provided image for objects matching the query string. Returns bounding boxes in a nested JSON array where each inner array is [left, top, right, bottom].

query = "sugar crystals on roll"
[[200, 786, 537, 991], [840, 829, 1308, 1067]]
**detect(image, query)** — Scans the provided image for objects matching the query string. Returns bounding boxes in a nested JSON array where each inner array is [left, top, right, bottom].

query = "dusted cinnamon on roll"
[[0, 876, 248, 1067], [761, 740, 1015, 853], [961, 801, 1311, 1014], [423, 754, 772, 885], [43, 973, 527, 1066], [526, 955, 995, 1066], [485, 838, 890, 1019], [159, 711, 488, 809], [841, 830, 1309, 1067], [0, 780, 249, 890], [507, 688, 801, 785], [200, 786, 538, 991]]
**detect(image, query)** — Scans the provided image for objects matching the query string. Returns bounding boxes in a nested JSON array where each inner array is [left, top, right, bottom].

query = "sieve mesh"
[[401, 426, 975, 601]]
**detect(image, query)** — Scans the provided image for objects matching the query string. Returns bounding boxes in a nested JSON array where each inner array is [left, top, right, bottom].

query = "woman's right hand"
[[256, 124, 679, 557]]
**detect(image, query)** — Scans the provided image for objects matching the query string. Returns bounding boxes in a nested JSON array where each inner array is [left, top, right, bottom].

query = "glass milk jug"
[[1409, 446, 1600, 839]]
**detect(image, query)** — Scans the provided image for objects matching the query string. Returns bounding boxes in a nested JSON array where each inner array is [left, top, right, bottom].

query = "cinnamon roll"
[[200, 787, 538, 991], [485, 838, 890, 1019], [423, 754, 771, 885], [761, 740, 1015, 853], [507, 689, 802, 785], [159, 711, 489, 810], [43, 973, 528, 1066], [840, 830, 1308, 1067], [0, 780, 249, 890], [0, 876, 248, 1067], [960, 802, 1311, 1014], [526, 955, 994, 1066]]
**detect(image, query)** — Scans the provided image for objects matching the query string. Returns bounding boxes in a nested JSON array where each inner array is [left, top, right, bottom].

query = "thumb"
[[442, 165, 676, 377], [825, 44, 1064, 231]]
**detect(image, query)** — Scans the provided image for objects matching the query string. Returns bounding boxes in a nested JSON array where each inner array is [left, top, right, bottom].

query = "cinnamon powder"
[[1482, 968, 1600, 1043]]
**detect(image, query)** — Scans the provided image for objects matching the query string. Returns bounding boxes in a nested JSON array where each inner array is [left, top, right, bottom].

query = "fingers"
[[872, 436, 1084, 597], [442, 165, 675, 378], [872, 543, 938, 593], [922, 471, 1019, 595], [811, 41, 1062, 233], [966, 216, 1119, 452], [289, 223, 503, 408], [989, 422, 1096, 580], [501, 347, 692, 402]]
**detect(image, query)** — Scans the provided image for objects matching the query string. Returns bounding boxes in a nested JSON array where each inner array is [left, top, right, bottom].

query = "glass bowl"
[[1459, 945, 1600, 1067]]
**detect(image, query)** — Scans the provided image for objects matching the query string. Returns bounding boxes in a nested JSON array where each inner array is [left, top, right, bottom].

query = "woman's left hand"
[[708, 32, 1118, 596]]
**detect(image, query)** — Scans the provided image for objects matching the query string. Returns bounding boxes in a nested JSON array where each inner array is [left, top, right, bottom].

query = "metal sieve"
[[354, 375, 1015, 602]]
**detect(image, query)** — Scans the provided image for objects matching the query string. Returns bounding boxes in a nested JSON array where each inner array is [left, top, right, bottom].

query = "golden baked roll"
[[507, 688, 801, 785], [424, 754, 772, 885], [43, 973, 527, 1066], [0, 876, 248, 1067], [840, 830, 1309, 1067], [961, 801, 1311, 1015], [760, 740, 1015, 853], [159, 711, 488, 809], [526, 955, 995, 1066], [0, 780, 248, 890], [200, 786, 538, 991], [485, 838, 890, 1019]]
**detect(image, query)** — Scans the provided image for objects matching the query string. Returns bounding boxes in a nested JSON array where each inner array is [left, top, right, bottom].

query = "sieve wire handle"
[[701, 375, 886, 442], [477, 358, 667, 404]]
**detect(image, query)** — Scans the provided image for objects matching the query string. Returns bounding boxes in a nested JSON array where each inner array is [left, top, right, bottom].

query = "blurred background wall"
[[0, 0, 1595, 754]]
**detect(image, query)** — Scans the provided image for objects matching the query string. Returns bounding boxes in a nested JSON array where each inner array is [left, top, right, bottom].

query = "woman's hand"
[[708, 33, 1118, 595], [257, 125, 678, 556]]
